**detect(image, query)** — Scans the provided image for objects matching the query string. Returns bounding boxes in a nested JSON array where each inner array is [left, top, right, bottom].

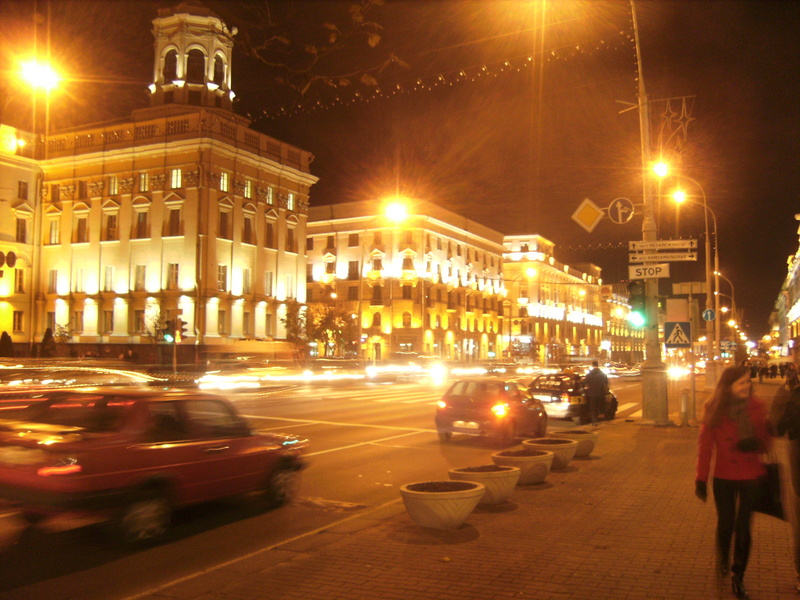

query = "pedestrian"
[[773, 371, 800, 594], [582, 360, 608, 426], [695, 365, 772, 599]]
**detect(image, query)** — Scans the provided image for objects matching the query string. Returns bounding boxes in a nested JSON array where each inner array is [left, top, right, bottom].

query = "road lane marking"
[[243, 413, 436, 434], [618, 403, 638, 412], [304, 430, 430, 457]]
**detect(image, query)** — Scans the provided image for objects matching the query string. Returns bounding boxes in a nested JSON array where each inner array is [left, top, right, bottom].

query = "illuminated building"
[[0, 2, 315, 355]]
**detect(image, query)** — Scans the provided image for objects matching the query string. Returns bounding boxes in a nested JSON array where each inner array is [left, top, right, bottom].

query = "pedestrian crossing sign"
[[664, 321, 691, 348]]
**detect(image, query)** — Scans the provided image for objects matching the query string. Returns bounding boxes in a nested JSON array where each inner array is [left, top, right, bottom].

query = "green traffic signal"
[[627, 281, 646, 328], [627, 311, 646, 327], [162, 320, 175, 343]]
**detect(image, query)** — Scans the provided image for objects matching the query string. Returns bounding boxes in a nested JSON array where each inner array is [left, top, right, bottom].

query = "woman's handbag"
[[755, 457, 785, 520]]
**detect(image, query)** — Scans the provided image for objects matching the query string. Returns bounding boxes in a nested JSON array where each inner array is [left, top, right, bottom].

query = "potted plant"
[[522, 437, 579, 470], [399, 480, 486, 530], [491, 448, 554, 485], [448, 465, 520, 505], [549, 429, 599, 458]]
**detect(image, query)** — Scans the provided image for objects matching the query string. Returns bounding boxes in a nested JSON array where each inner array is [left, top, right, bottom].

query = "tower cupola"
[[148, 1, 236, 110]]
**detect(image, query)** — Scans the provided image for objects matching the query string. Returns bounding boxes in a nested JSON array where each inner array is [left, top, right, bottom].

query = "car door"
[[180, 397, 278, 502], [506, 382, 542, 433]]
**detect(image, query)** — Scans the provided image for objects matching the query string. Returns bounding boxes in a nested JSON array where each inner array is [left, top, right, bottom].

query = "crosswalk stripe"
[[618, 403, 638, 412]]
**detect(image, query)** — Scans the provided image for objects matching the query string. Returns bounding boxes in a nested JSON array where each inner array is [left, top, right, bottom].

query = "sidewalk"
[[135, 380, 797, 600]]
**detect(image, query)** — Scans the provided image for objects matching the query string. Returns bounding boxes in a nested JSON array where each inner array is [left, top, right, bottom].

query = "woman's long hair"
[[702, 365, 752, 427]]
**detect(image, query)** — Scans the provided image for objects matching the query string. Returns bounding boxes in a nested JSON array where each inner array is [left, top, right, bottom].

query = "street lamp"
[[668, 176, 720, 388]]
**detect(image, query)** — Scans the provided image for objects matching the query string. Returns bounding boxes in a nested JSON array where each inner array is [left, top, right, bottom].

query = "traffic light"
[[177, 319, 188, 343], [162, 320, 175, 343], [627, 281, 646, 327]]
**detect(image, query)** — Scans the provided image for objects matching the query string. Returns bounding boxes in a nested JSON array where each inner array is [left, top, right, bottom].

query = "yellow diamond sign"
[[571, 197, 604, 233]]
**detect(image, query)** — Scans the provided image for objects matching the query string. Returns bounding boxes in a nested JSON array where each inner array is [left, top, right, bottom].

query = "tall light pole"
[[631, 0, 668, 425], [671, 176, 719, 387]]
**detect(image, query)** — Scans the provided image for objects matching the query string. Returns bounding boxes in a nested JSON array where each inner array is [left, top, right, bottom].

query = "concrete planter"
[[448, 465, 520, 505], [491, 448, 554, 485], [549, 430, 599, 458], [399, 481, 485, 530], [523, 438, 579, 470]]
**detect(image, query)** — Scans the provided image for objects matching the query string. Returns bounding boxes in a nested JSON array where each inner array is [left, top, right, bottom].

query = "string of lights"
[[247, 29, 637, 122]]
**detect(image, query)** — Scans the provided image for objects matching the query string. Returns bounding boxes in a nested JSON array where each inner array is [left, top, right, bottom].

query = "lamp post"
[[671, 177, 719, 387], [714, 270, 735, 363], [631, 0, 669, 425]]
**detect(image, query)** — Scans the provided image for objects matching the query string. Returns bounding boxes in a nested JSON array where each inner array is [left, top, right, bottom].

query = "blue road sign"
[[702, 309, 716, 322]]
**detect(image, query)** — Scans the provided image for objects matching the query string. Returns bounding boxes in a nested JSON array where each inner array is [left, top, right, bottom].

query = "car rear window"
[[20, 394, 135, 432], [448, 380, 504, 399]]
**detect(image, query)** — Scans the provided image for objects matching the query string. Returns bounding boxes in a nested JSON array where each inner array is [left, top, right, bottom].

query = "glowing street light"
[[20, 60, 60, 91]]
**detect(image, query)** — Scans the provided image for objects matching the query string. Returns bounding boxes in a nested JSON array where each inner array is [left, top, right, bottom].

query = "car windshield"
[[19, 393, 135, 432]]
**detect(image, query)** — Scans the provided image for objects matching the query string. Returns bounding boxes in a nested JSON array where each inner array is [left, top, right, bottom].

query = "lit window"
[[139, 173, 149, 192], [108, 176, 118, 196], [217, 265, 228, 291], [267, 187, 274, 205], [243, 180, 252, 199], [48, 219, 60, 245], [219, 172, 229, 192], [287, 193, 295, 211], [170, 169, 182, 189], [14, 269, 24, 293]]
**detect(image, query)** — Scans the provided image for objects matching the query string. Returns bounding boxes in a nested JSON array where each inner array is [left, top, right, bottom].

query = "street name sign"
[[629, 239, 697, 251], [629, 263, 670, 279], [665, 322, 692, 348], [628, 252, 698, 263]]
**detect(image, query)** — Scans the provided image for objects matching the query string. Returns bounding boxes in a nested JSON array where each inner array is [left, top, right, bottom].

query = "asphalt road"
[[0, 376, 645, 600]]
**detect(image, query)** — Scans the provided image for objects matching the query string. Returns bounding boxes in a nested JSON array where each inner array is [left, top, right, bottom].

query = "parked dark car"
[[435, 378, 548, 445], [527, 372, 617, 423], [0, 388, 308, 544]]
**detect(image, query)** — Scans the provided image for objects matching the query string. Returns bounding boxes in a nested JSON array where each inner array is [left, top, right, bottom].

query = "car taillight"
[[560, 393, 570, 403], [436, 400, 447, 409], [491, 403, 509, 417], [37, 457, 82, 477]]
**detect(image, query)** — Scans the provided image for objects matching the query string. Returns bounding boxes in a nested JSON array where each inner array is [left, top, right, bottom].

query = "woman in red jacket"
[[696, 365, 772, 600]]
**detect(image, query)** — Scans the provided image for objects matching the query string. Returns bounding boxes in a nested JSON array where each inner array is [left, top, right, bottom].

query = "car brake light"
[[436, 400, 447, 409], [37, 457, 82, 477], [560, 393, 570, 402], [491, 403, 509, 417]]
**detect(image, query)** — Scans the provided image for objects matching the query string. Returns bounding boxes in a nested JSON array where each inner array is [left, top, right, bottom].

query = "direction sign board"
[[628, 252, 698, 263], [629, 263, 670, 279], [608, 198, 635, 225], [629, 239, 697, 251], [702, 309, 716, 322], [571, 198, 604, 233], [665, 322, 692, 348]]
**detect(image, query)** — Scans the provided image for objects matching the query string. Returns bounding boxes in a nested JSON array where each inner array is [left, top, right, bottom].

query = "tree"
[[39, 327, 57, 358], [281, 299, 308, 355], [307, 304, 359, 357], [0, 331, 14, 358], [205, 0, 406, 112]]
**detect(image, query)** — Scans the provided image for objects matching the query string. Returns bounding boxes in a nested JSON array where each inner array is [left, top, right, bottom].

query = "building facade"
[[0, 2, 316, 357], [307, 200, 507, 362]]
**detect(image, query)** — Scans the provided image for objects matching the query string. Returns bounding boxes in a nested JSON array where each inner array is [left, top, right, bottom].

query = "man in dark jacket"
[[582, 361, 608, 426]]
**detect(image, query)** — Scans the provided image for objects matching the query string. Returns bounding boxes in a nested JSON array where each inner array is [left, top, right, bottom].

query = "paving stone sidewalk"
[[140, 380, 798, 600]]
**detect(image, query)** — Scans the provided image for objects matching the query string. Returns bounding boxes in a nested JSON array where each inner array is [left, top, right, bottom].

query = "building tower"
[[148, 0, 236, 111]]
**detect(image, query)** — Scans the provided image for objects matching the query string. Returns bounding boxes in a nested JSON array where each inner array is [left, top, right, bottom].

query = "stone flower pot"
[[549, 430, 599, 458], [491, 448, 554, 485], [522, 437, 579, 470], [399, 480, 486, 530], [448, 465, 520, 505]]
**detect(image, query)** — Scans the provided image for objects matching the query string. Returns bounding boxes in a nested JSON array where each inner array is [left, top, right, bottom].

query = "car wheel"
[[116, 491, 171, 545], [437, 430, 452, 443], [605, 398, 618, 421], [536, 414, 548, 437], [264, 467, 301, 509], [494, 421, 515, 447]]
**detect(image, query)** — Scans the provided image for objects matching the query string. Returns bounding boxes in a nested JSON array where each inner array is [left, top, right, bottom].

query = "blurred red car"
[[0, 388, 307, 543]]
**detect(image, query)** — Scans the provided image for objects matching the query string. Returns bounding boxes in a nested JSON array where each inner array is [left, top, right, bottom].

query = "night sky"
[[2, 0, 798, 340]]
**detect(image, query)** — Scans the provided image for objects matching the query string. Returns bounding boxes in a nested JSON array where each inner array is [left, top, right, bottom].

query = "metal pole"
[[631, 0, 669, 425]]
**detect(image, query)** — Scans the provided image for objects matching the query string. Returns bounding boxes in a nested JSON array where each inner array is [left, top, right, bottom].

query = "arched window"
[[371, 313, 381, 327], [402, 312, 411, 328], [213, 56, 225, 86], [163, 50, 178, 81], [186, 49, 206, 84]]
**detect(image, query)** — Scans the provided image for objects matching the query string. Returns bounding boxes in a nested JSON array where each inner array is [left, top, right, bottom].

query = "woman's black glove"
[[695, 480, 707, 502], [735, 437, 762, 453]]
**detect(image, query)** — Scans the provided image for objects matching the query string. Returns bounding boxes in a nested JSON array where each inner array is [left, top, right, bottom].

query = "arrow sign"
[[665, 321, 692, 348], [629, 252, 697, 263]]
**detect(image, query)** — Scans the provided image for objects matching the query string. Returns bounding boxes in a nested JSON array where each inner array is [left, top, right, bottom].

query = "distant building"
[[306, 199, 506, 361], [769, 213, 800, 362], [0, 2, 316, 357]]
